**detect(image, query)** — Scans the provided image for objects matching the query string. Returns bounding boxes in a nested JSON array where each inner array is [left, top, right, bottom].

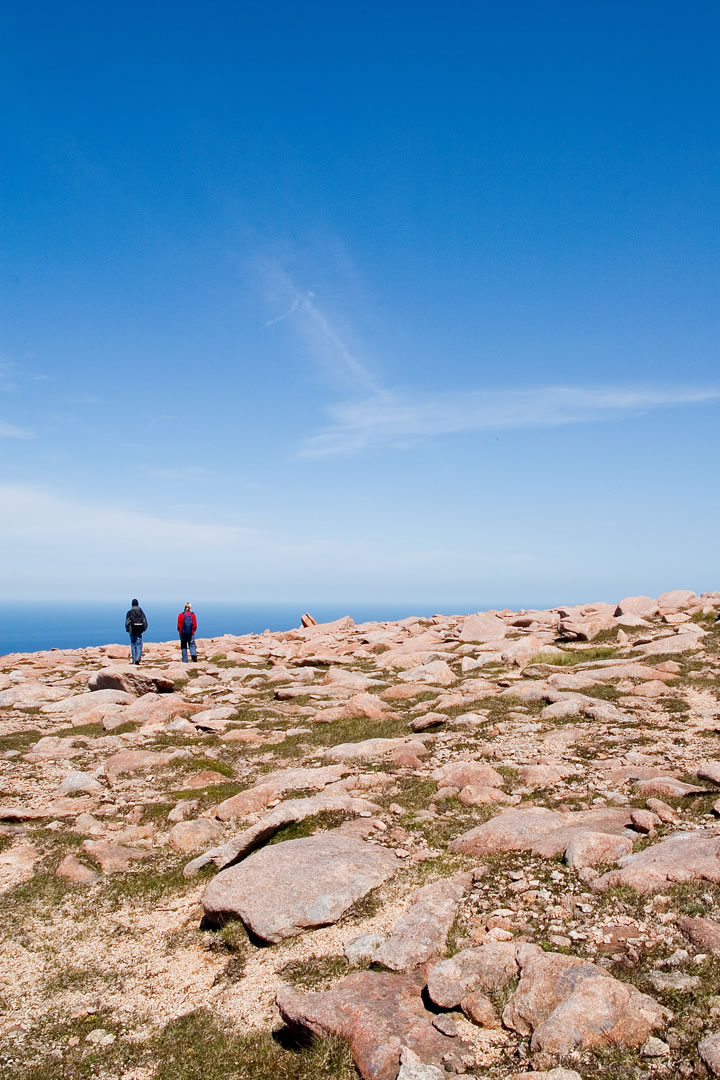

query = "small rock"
[[649, 971, 701, 992], [630, 809, 659, 834], [460, 991, 500, 1028], [56, 854, 99, 884], [641, 1036, 670, 1057], [700, 1032, 720, 1076], [431, 1015, 458, 1037], [345, 933, 388, 965]]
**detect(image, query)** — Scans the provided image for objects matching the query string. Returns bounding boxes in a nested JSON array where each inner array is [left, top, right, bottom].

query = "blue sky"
[[1, 2, 719, 607]]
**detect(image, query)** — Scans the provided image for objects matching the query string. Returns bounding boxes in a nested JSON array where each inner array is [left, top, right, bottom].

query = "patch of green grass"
[[269, 712, 411, 755], [692, 610, 719, 627], [580, 683, 622, 701], [55, 722, 106, 738], [171, 780, 245, 805], [662, 696, 690, 713], [153, 1011, 359, 1080], [277, 954, 350, 990], [0, 728, 41, 752], [266, 810, 354, 845], [43, 963, 115, 995], [0, 1007, 360, 1080], [528, 650, 579, 666], [168, 756, 235, 778]]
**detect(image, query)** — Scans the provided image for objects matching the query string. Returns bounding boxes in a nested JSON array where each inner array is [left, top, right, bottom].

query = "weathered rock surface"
[[82, 840, 148, 873], [427, 941, 526, 1008], [676, 915, 720, 955], [88, 666, 174, 695], [502, 948, 668, 1053], [277, 970, 471, 1080], [372, 873, 471, 971], [450, 806, 633, 860], [185, 791, 381, 874], [104, 749, 176, 784], [699, 1032, 720, 1077], [202, 832, 397, 942], [168, 818, 224, 853], [593, 831, 720, 893], [212, 764, 349, 818]]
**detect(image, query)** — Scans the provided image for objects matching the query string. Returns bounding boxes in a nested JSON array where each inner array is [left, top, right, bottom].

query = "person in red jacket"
[[177, 602, 198, 662]]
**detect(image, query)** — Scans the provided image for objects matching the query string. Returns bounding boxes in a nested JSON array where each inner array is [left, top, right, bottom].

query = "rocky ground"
[[2, 590, 720, 1080]]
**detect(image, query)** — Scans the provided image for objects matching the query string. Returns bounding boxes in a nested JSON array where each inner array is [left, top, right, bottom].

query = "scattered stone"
[[649, 971, 701, 992], [55, 771, 103, 796], [345, 933, 388, 966], [640, 1035, 670, 1057], [104, 749, 176, 784]]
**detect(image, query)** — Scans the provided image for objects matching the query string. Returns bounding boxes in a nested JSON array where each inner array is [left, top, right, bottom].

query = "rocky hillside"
[[2, 589, 720, 1080]]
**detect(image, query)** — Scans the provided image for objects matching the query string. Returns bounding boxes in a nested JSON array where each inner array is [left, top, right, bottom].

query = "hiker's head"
[[185, 602, 192, 611], [132, 599, 139, 606]]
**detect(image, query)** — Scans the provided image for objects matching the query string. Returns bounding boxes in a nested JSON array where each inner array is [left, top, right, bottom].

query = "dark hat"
[[132, 599, 139, 606]]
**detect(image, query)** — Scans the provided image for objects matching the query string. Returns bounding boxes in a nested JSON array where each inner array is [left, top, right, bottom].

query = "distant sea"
[[1, 601, 510, 657]]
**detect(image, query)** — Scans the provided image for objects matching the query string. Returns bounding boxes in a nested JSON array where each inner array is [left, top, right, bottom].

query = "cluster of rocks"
[[2, 589, 720, 1079]]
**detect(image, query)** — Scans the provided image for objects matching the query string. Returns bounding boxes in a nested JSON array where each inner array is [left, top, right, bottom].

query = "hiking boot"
[[191, 656, 198, 662]]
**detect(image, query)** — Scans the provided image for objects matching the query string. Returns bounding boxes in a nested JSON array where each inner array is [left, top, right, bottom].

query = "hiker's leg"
[[181, 633, 189, 662], [190, 635, 197, 660]]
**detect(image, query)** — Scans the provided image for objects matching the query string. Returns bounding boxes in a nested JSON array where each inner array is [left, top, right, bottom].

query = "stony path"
[[1, 590, 720, 1079]]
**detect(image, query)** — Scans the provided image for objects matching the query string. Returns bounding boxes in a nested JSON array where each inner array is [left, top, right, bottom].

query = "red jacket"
[[177, 611, 197, 635]]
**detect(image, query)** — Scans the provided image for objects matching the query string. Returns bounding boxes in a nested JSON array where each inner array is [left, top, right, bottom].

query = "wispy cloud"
[[299, 385, 720, 457], [263, 268, 382, 395], [0, 420, 34, 439]]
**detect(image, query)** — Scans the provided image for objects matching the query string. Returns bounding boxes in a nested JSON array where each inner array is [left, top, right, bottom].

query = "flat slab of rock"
[[373, 873, 471, 971], [427, 941, 526, 1007], [104, 749, 176, 784], [169, 818, 224, 853], [449, 806, 633, 860], [56, 853, 100, 884], [42, 689, 136, 714], [459, 613, 508, 643], [186, 791, 381, 874], [82, 839, 149, 873], [324, 738, 428, 763], [213, 764, 349, 818], [202, 832, 397, 942], [88, 667, 174, 695], [593, 831, 720, 894], [502, 947, 668, 1054], [699, 1032, 720, 1077], [434, 760, 504, 789], [635, 776, 710, 798], [277, 970, 470, 1080], [698, 762, 720, 786]]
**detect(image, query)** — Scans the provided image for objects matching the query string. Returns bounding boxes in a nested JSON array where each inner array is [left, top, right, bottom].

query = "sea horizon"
[[0, 597, 571, 656]]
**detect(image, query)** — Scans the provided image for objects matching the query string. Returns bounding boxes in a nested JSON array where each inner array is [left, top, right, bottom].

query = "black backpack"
[[182, 612, 194, 635], [130, 610, 145, 633]]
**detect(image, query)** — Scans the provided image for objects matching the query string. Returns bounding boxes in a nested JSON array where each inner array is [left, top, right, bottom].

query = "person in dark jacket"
[[125, 599, 148, 665], [177, 602, 198, 662]]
